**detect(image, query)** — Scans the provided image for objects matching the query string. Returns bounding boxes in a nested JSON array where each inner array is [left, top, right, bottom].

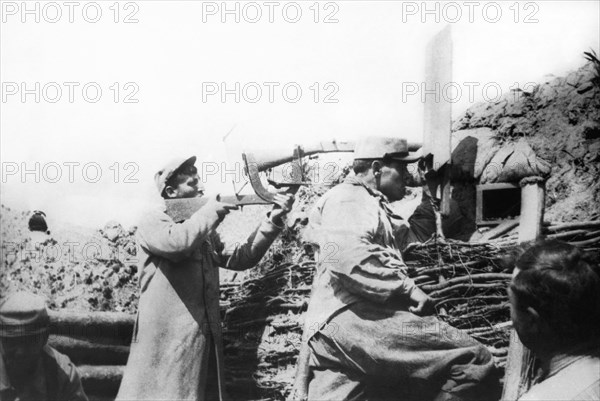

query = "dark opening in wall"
[[476, 183, 521, 225]]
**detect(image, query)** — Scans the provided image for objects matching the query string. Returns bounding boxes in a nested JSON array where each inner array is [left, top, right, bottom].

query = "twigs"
[[221, 260, 314, 400], [404, 240, 514, 352], [544, 220, 600, 232], [422, 273, 511, 292]]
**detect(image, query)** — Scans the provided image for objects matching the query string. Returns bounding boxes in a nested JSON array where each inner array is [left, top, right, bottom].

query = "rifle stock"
[[165, 194, 270, 222]]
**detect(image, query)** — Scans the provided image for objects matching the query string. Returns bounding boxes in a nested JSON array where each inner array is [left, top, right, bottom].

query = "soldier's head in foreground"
[[352, 137, 421, 201], [155, 156, 204, 199], [0, 292, 50, 378], [509, 240, 600, 357]]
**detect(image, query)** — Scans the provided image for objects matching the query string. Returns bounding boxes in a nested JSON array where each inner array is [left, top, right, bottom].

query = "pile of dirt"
[[452, 58, 600, 222], [0, 204, 140, 312]]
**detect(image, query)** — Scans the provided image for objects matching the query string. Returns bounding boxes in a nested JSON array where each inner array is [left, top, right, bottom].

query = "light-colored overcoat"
[[117, 204, 281, 400]]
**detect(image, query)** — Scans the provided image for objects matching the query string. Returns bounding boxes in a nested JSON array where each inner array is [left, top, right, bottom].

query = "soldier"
[[294, 137, 499, 401], [0, 292, 88, 401], [117, 156, 294, 400], [509, 240, 600, 401], [28, 211, 49, 234], [28, 210, 51, 244]]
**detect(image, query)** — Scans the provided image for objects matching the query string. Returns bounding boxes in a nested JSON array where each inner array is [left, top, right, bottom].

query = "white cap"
[[354, 137, 422, 162]]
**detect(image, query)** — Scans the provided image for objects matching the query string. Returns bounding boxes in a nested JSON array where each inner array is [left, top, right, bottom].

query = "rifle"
[[165, 140, 421, 222]]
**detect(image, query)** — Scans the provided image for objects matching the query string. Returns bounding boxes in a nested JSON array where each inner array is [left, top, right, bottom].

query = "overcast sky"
[[1, 0, 599, 227]]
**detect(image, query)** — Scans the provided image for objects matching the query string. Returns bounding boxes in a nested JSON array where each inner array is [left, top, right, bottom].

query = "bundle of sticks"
[[403, 240, 515, 370], [483, 220, 600, 250], [221, 260, 315, 400]]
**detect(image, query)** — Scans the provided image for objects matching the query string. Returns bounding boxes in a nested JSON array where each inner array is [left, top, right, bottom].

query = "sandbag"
[[451, 129, 550, 183], [480, 139, 551, 184]]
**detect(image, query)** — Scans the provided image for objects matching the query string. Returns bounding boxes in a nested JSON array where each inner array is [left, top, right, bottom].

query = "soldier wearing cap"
[[116, 156, 294, 400], [0, 292, 88, 401], [28, 211, 49, 234], [28, 211, 52, 244], [293, 137, 499, 401]]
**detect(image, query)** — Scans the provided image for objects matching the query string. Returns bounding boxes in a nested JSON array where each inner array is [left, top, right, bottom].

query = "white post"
[[502, 177, 545, 401]]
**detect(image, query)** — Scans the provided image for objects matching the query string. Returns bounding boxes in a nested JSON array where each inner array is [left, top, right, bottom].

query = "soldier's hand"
[[409, 287, 435, 316], [417, 155, 442, 200], [269, 193, 295, 226], [204, 195, 239, 222]]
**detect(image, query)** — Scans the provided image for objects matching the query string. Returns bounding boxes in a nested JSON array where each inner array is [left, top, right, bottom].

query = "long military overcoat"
[[117, 205, 281, 400]]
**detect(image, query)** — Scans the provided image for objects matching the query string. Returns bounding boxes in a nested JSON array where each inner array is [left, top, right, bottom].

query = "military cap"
[[0, 292, 50, 338], [354, 137, 422, 162], [154, 156, 197, 196]]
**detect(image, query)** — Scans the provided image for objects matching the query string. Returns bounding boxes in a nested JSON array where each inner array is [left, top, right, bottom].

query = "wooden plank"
[[502, 179, 545, 401], [476, 185, 484, 224], [477, 183, 520, 191], [423, 26, 453, 219], [479, 220, 519, 242], [423, 25, 452, 170], [48, 335, 130, 365], [503, 331, 537, 400], [517, 181, 545, 243], [79, 365, 124, 396]]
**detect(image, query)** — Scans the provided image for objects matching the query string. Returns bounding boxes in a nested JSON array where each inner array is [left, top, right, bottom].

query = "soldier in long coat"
[[117, 156, 294, 400]]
